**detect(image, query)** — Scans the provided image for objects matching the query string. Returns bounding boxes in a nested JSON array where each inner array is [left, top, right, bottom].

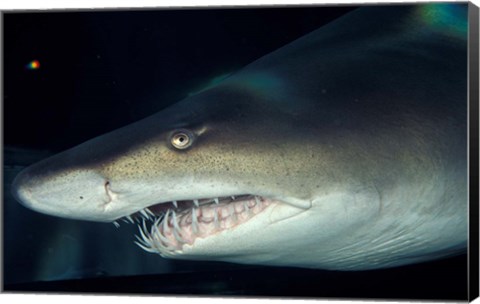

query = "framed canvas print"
[[2, 1, 479, 301]]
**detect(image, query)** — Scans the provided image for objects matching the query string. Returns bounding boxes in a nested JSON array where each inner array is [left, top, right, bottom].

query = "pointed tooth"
[[171, 211, 186, 243], [145, 208, 155, 217], [172, 201, 178, 208], [193, 199, 199, 207], [214, 198, 219, 205], [140, 209, 149, 219], [172, 229, 185, 243], [231, 195, 235, 200], [243, 202, 249, 212], [153, 221, 172, 246], [154, 214, 163, 227], [214, 207, 220, 228], [156, 233, 173, 247], [151, 216, 163, 237], [163, 209, 170, 233], [113, 221, 120, 228], [122, 218, 129, 223], [229, 204, 237, 221], [192, 208, 198, 234], [138, 221, 152, 245], [142, 218, 149, 235], [254, 196, 261, 206], [150, 221, 155, 235], [135, 234, 150, 247], [141, 220, 156, 247], [127, 215, 134, 224], [134, 241, 157, 253], [172, 211, 181, 231]]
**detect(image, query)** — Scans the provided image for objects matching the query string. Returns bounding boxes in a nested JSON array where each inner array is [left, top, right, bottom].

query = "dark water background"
[[3, 5, 468, 299]]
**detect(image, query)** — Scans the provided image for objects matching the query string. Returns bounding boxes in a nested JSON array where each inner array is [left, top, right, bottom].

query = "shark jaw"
[[114, 194, 307, 257]]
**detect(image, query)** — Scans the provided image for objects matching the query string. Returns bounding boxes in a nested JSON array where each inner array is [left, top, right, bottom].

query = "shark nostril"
[[104, 181, 112, 202], [103, 180, 119, 207]]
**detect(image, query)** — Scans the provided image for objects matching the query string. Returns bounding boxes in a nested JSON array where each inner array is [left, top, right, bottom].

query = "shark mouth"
[[113, 195, 273, 255]]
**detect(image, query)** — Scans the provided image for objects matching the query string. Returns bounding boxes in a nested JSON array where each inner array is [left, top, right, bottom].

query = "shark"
[[12, 4, 468, 271]]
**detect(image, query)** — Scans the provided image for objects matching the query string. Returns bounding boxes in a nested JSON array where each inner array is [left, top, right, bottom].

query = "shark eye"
[[171, 130, 194, 149]]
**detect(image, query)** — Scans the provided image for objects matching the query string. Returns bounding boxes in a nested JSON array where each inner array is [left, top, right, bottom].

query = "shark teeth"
[[131, 195, 272, 255], [163, 209, 170, 233], [191, 208, 199, 234], [213, 206, 220, 229], [116, 195, 253, 227], [145, 208, 155, 217], [140, 209, 150, 219], [112, 207, 156, 228]]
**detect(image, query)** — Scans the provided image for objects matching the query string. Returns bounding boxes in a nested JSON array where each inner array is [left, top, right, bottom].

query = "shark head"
[[12, 5, 468, 270], [12, 78, 379, 267]]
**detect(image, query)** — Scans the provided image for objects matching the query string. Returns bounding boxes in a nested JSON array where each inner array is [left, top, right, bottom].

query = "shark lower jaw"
[[113, 195, 288, 256]]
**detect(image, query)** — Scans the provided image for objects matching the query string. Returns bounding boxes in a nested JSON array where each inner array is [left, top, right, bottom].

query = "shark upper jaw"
[[113, 194, 310, 257]]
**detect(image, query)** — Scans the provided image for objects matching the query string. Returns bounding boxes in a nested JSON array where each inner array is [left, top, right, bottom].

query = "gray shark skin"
[[12, 4, 468, 270]]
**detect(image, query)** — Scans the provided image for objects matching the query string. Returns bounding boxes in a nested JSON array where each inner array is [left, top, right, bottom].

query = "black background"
[[4, 6, 358, 151]]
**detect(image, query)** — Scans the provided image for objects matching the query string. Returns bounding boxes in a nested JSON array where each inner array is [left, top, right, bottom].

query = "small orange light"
[[26, 60, 40, 70]]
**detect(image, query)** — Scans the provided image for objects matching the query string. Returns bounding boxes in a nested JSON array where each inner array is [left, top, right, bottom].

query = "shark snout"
[[12, 168, 35, 209], [12, 164, 114, 221]]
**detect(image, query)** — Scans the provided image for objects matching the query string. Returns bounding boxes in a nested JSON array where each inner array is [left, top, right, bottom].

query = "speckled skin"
[[13, 5, 468, 270]]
